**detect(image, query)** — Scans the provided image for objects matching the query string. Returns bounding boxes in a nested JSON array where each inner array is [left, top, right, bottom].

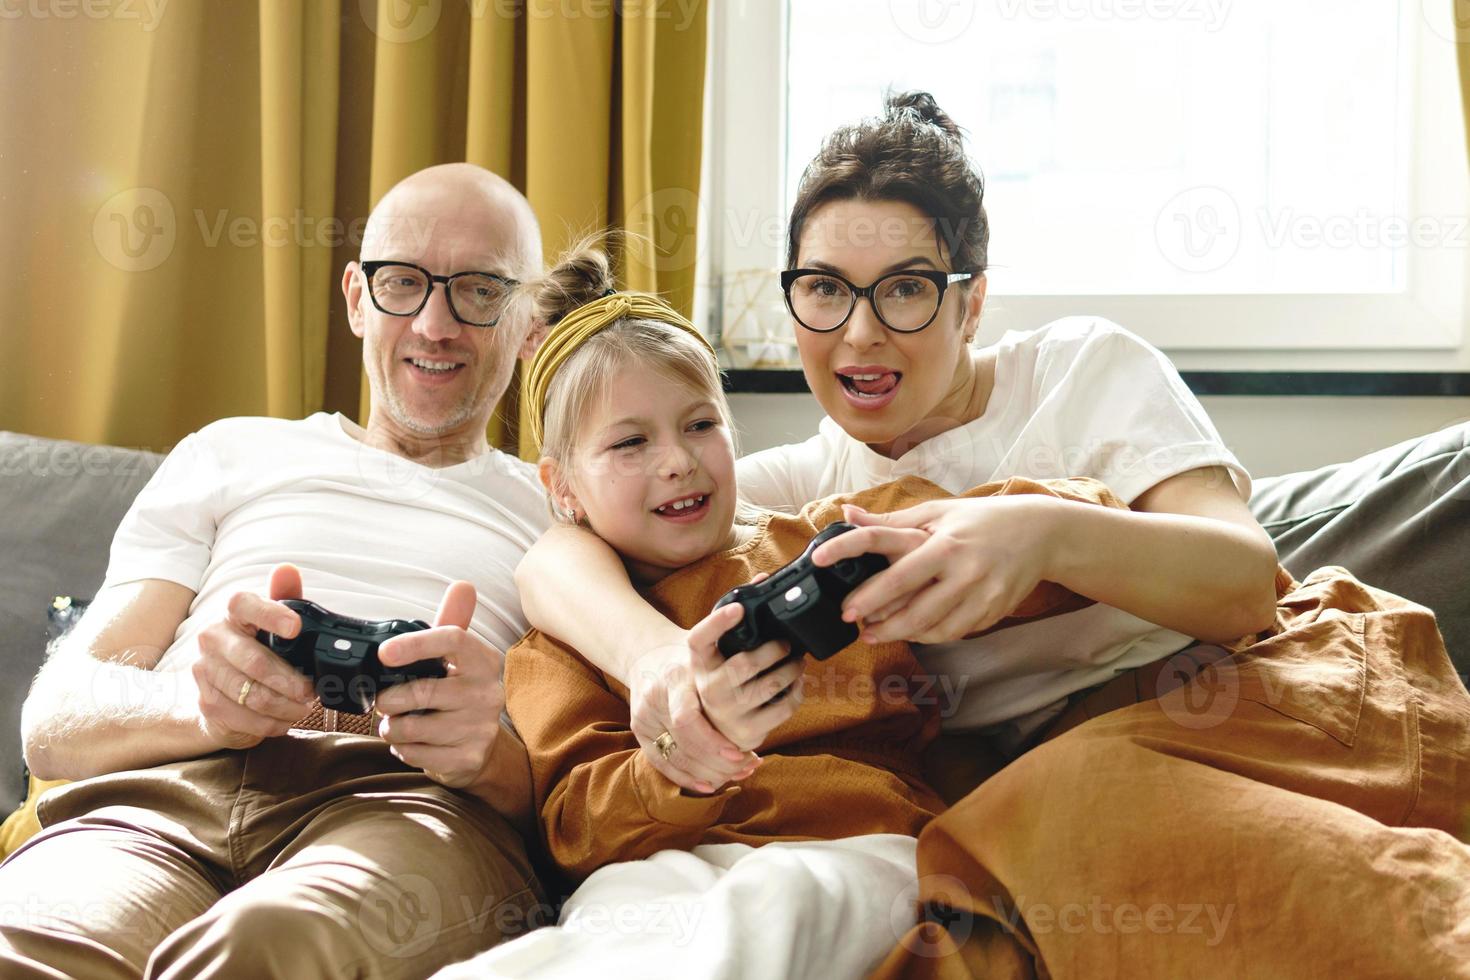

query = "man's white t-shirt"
[[736, 317, 1251, 736], [103, 412, 550, 672]]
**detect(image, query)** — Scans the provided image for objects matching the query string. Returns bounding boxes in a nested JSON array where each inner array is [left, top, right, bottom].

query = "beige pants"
[[0, 731, 544, 979]]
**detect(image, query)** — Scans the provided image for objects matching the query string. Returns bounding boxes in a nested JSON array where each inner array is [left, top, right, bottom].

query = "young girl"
[[439, 248, 1135, 980], [509, 94, 1470, 977]]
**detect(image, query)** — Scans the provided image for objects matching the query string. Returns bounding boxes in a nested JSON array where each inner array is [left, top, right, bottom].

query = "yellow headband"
[[524, 291, 718, 456]]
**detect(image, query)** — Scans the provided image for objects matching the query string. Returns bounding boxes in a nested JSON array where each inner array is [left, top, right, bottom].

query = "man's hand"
[[193, 564, 317, 750], [374, 580, 506, 789]]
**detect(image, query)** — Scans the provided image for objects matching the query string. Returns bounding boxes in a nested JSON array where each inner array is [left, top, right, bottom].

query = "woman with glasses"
[[514, 92, 1470, 977]]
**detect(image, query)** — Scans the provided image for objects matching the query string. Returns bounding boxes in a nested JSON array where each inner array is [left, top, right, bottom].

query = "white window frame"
[[702, 0, 1469, 356]]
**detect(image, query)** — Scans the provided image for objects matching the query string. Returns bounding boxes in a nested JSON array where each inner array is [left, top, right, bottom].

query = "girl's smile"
[[555, 361, 744, 584]]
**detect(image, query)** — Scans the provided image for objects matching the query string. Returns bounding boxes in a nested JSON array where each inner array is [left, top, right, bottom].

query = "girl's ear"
[[520, 315, 550, 360], [960, 273, 987, 344], [537, 457, 583, 522]]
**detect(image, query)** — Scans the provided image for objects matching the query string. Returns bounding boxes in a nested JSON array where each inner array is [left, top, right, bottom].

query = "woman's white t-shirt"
[[735, 317, 1251, 737]]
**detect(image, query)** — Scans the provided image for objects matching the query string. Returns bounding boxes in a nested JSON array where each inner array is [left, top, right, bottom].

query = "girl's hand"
[[689, 573, 804, 756], [628, 616, 759, 794], [812, 496, 1062, 645]]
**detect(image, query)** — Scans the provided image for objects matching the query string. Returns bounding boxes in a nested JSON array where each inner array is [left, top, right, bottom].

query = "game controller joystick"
[[713, 521, 889, 661], [256, 599, 446, 714]]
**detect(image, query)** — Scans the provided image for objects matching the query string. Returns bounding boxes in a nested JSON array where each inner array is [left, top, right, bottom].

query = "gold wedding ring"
[[653, 730, 677, 761], [237, 678, 253, 706]]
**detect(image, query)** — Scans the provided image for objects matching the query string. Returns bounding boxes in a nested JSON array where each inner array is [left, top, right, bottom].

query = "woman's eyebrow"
[[805, 256, 940, 275]]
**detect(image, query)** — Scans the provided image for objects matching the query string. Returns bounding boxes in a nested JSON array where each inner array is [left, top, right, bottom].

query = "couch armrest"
[[1249, 422, 1470, 679], [0, 432, 162, 815]]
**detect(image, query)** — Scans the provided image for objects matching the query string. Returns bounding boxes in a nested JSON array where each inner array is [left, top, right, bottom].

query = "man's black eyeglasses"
[[360, 260, 519, 328]]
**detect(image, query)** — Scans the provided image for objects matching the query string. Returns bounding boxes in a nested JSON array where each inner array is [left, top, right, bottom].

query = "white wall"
[[730, 392, 1470, 480]]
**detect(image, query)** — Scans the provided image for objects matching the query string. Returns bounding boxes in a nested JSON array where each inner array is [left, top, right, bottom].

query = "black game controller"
[[714, 521, 889, 661], [256, 599, 446, 714]]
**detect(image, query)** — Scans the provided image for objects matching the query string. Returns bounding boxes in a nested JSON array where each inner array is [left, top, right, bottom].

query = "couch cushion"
[[0, 432, 161, 815], [1249, 421, 1470, 679]]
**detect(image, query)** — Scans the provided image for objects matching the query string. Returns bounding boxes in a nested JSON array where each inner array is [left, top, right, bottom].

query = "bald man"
[[0, 165, 553, 978]]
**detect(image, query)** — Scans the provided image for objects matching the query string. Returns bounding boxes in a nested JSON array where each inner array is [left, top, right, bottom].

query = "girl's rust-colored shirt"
[[506, 476, 1128, 882]]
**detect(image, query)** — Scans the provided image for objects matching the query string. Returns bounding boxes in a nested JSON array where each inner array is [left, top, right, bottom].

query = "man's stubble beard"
[[367, 318, 527, 439], [383, 384, 479, 437], [374, 357, 505, 438]]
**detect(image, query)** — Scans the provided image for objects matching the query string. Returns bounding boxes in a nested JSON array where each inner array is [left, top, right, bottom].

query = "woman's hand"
[[812, 496, 1062, 644], [628, 612, 760, 794]]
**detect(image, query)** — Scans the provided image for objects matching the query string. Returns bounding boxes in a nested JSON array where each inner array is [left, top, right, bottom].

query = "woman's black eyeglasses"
[[780, 268, 975, 334]]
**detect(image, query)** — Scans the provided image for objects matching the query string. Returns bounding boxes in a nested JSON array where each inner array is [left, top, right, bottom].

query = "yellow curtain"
[[1461, 7, 1470, 170], [0, 0, 708, 459]]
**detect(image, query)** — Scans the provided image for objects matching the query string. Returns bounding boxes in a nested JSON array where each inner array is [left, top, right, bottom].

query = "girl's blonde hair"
[[532, 238, 760, 527]]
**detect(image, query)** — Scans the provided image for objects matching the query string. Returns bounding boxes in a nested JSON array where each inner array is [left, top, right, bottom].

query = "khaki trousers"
[[0, 731, 544, 979], [876, 566, 1470, 979]]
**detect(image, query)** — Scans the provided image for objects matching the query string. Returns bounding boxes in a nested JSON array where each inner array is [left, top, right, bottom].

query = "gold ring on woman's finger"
[[237, 678, 254, 706], [654, 730, 677, 761]]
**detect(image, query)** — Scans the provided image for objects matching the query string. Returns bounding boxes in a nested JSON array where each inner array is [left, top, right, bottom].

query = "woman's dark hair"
[[787, 91, 988, 276]]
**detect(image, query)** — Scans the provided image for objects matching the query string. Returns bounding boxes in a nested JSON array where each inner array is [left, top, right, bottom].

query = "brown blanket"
[[872, 565, 1470, 978]]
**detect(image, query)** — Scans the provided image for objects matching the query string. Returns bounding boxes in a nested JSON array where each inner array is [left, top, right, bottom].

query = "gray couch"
[[2, 425, 1468, 817]]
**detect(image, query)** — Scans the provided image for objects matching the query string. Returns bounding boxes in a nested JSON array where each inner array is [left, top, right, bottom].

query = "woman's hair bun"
[[884, 90, 962, 141], [787, 90, 987, 275]]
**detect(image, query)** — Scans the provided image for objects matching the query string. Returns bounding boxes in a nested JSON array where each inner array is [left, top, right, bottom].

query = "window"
[[704, 0, 1468, 361]]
